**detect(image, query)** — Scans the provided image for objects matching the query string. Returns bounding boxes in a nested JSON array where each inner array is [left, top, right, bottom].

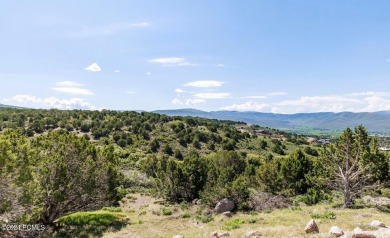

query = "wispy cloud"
[[175, 88, 186, 93], [222, 91, 390, 113], [240, 92, 287, 99], [346, 91, 390, 97], [148, 57, 195, 66], [184, 80, 224, 88], [52, 81, 93, 95], [275, 96, 359, 113], [217, 64, 225, 67], [240, 95, 267, 99], [85, 63, 101, 72], [3, 95, 96, 110], [194, 93, 230, 99], [126, 91, 135, 95], [172, 98, 206, 106], [114, 70, 120, 73], [221, 101, 270, 111], [67, 22, 150, 37]]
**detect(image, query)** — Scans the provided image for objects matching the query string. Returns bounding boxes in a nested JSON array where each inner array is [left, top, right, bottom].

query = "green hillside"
[[155, 109, 390, 134], [0, 108, 389, 237]]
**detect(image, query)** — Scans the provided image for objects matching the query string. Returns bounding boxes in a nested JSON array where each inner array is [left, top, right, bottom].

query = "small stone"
[[172, 236, 184, 238], [215, 198, 235, 213], [211, 231, 219, 237], [222, 211, 232, 217], [304, 219, 319, 233], [329, 226, 344, 237], [352, 227, 376, 238], [246, 230, 262, 238], [218, 232, 230, 237], [370, 220, 386, 228]]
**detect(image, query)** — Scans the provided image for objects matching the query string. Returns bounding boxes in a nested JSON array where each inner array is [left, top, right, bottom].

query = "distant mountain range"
[[154, 109, 390, 134], [0, 103, 23, 109]]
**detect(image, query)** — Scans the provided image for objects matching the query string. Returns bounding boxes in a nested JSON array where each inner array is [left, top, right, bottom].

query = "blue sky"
[[1, 1, 390, 113]]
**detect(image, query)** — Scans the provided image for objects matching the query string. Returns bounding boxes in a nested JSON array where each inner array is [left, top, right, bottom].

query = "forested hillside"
[[0, 108, 389, 237], [155, 109, 390, 134]]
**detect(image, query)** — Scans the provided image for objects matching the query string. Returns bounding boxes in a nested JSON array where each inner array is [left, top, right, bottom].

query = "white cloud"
[[346, 91, 390, 97], [126, 91, 135, 95], [67, 22, 150, 37], [85, 63, 101, 72], [220, 101, 270, 111], [184, 80, 224, 88], [52, 87, 94, 95], [172, 98, 206, 106], [146, 72, 151, 75], [114, 70, 120, 73], [240, 92, 287, 99], [217, 64, 225, 67], [361, 95, 390, 112], [56, 81, 83, 87], [219, 91, 390, 113], [194, 93, 230, 99], [175, 88, 186, 93], [148, 57, 195, 66], [276, 96, 360, 113], [4, 95, 96, 110]]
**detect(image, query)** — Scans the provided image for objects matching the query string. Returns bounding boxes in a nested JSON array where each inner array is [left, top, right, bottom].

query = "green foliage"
[[101, 207, 122, 212], [303, 146, 319, 156], [161, 207, 172, 216], [182, 212, 190, 218], [54, 211, 127, 238], [222, 219, 245, 230], [0, 130, 122, 224], [322, 125, 390, 208], [295, 188, 331, 205], [247, 218, 257, 224], [279, 149, 312, 196], [198, 214, 213, 223], [310, 210, 336, 219]]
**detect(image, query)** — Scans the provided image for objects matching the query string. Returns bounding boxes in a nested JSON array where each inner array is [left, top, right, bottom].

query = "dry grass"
[[103, 194, 390, 238]]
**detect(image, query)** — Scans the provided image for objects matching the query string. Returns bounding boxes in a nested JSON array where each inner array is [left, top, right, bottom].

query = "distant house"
[[255, 130, 271, 136], [379, 147, 390, 151], [314, 139, 331, 146]]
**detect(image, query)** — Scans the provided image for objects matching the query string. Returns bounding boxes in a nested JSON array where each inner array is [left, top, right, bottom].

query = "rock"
[[218, 232, 230, 237], [352, 227, 376, 238], [304, 219, 319, 234], [246, 230, 262, 238], [192, 199, 199, 205], [196, 199, 202, 205], [215, 198, 235, 213], [203, 208, 213, 215], [375, 228, 390, 238], [211, 231, 219, 237], [172, 236, 184, 238], [210, 231, 230, 238], [371, 220, 386, 228], [222, 211, 232, 217], [329, 226, 344, 237]]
